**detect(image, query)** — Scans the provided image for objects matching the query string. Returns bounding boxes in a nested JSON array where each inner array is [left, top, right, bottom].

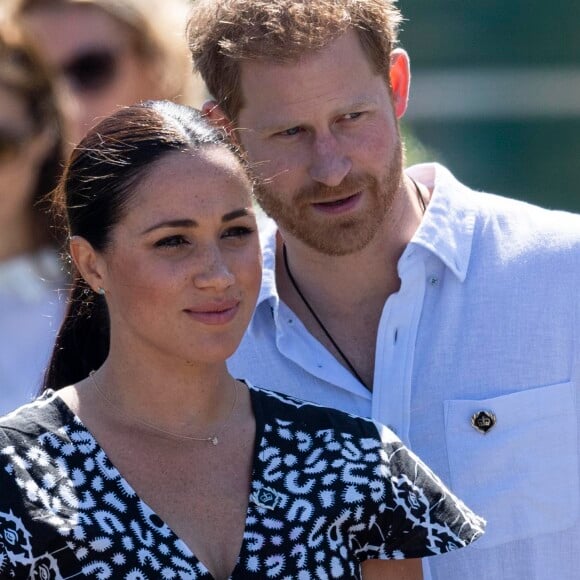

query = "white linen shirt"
[[228, 163, 580, 580]]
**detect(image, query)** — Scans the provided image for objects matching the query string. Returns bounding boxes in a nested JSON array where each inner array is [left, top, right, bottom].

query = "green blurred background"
[[399, 0, 580, 212]]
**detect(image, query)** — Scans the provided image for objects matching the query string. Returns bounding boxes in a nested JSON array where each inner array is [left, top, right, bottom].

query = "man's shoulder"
[[414, 163, 580, 265], [467, 191, 580, 263], [474, 189, 579, 231]]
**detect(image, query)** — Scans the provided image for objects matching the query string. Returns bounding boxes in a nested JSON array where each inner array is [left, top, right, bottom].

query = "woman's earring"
[[97, 287, 106, 296]]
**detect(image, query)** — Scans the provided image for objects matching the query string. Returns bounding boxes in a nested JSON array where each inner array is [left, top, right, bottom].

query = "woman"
[[7, 0, 206, 146], [0, 102, 484, 579], [0, 26, 66, 415]]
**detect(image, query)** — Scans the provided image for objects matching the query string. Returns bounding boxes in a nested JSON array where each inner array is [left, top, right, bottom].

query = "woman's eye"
[[154, 235, 189, 248], [222, 226, 255, 239]]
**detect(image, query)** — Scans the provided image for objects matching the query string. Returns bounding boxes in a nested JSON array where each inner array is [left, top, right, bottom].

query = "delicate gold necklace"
[[89, 370, 239, 445]]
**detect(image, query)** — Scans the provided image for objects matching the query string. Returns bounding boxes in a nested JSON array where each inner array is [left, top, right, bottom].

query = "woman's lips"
[[311, 191, 362, 214], [183, 301, 240, 325]]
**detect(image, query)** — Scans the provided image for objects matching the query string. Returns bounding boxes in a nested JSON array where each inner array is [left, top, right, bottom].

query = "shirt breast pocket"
[[444, 381, 578, 549]]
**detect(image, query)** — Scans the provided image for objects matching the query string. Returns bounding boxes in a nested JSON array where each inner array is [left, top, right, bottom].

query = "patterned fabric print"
[[0, 387, 485, 579], [244, 388, 485, 579], [0, 395, 205, 579]]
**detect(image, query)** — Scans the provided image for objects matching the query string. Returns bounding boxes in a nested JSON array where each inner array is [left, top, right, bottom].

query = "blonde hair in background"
[[7, 0, 207, 107]]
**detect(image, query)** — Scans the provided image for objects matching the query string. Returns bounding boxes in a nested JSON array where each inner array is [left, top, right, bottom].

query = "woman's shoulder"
[[246, 382, 386, 441], [0, 391, 71, 446]]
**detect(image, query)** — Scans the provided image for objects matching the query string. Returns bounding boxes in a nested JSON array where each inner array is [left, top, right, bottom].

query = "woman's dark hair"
[[44, 100, 235, 391]]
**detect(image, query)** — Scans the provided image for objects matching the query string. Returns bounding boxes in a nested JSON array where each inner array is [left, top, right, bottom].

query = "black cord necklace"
[[282, 177, 427, 389], [283, 243, 368, 386]]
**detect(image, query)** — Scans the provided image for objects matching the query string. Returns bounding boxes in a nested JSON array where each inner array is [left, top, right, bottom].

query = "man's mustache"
[[293, 174, 376, 204]]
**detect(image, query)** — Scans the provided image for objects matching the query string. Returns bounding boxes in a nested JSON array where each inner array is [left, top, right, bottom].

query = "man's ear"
[[389, 48, 411, 119], [69, 236, 107, 294], [201, 100, 239, 144]]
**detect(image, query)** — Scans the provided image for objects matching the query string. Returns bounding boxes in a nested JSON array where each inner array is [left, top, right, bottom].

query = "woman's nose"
[[192, 247, 235, 290]]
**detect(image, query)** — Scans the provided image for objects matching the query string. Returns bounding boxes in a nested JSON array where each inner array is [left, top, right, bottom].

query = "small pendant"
[[210, 436, 218, 445]]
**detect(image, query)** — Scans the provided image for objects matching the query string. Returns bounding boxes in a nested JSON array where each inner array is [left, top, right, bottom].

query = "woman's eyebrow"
[[141, 218, 197, 235], [141, 209, 253, 235], [222, 208, 253, 222]]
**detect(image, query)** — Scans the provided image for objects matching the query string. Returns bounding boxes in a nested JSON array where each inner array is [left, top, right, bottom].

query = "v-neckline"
[[49, 382, 265, 580]]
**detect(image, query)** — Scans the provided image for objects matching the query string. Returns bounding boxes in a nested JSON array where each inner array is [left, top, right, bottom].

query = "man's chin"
[[285, 220, 382, 256]]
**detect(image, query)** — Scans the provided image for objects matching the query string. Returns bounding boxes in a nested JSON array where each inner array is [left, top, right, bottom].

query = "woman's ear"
[[389, 48, 411, 119], [69, 236, 107, 293]]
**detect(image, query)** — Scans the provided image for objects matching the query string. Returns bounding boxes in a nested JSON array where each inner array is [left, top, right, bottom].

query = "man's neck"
[[273, 175, 428, 388], [275, 175, 426, 314]]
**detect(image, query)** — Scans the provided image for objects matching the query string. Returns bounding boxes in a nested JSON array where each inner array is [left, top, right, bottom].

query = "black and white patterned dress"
[[0, 384, 485, 579]]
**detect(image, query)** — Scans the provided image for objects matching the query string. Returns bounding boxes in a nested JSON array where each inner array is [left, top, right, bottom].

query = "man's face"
[[235, 30, 405, 256]]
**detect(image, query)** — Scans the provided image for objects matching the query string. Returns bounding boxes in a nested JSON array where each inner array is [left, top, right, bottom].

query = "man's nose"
[[308, 133, 352, 187]]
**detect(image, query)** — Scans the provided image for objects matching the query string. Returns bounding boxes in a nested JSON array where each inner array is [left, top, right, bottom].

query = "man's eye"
[[278, 126, 302, 137], [154, 235, 189, 248], [343, 112, 363, 121]]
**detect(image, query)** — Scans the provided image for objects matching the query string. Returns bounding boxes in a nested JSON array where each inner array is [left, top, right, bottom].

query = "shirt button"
[[429, 275, 440, 286], [471, 410, 496, 434]]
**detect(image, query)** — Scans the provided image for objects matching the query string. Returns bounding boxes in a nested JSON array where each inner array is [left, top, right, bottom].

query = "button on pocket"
[[444, 381, 578, 549]]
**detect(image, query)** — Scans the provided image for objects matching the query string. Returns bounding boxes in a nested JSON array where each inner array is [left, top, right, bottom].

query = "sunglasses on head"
[[61, 48, 119, 94]]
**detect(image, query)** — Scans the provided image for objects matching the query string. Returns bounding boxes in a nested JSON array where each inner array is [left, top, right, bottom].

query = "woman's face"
[[22, 4, 158, 146], [92, 148, 262, 367], [0, 84, 50, 237]]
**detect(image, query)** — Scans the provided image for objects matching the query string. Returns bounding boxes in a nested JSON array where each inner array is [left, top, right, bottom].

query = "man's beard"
[[253, 139, 403, 256]]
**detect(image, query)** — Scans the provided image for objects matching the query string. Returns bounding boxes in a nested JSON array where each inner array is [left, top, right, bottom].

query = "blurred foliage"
[[401, 122, 438, 167], [398, 0, 580, 212]]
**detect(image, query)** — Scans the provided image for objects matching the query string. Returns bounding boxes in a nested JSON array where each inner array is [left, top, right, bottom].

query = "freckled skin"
[[97, 148, 262, 368]]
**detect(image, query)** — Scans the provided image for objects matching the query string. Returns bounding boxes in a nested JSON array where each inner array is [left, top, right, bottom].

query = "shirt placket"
[[275, 300, 367, 395], [372, 249, 427, 445]]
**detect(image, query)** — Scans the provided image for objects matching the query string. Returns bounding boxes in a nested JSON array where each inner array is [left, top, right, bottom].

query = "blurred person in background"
[[0, 24, 66, 414], [6, 0, 206, 147]]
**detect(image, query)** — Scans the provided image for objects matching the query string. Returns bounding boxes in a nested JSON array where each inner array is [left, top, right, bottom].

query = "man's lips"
[[183, 300, 240, 325], [311, 191, 362, 214]]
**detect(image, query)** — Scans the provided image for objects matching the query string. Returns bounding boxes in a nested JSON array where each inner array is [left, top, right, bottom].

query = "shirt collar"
[[255, 162, 477, 312], [406, 163, 476, 282], [256, 214, 279, 306]]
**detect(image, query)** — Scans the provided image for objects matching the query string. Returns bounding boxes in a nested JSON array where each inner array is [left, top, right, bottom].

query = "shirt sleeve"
[[365, 422, 486, 560]]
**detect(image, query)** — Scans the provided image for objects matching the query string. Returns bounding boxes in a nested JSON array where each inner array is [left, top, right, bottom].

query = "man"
[[188, 1, 580, 578]]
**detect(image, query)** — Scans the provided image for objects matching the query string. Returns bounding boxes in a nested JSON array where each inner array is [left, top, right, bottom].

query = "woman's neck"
[[91, 353, 236, 434]]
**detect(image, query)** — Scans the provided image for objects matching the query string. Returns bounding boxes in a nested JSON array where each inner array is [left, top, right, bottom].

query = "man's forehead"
[[235, 39, 389, 131]]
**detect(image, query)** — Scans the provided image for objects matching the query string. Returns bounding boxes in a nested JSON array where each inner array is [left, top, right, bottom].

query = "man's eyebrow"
[[255, 100, 377, 134]]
